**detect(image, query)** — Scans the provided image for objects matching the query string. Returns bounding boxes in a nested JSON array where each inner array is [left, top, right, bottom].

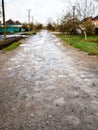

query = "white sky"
[[1, 0, 76, 24]]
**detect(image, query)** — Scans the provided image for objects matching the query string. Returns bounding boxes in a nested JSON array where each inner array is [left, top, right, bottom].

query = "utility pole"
[[27, 9, 32, 31], [72, 6, 75, 35], [32, 16, 34, 23], [73, 6, 75, 18], [72, 6, 75, 24], [2, 0, 6, 39]]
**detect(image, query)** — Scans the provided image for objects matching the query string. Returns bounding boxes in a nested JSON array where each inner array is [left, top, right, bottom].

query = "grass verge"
[[57, 34, 98, 55], [21, 31, 37, 35], [3, 42, 21, 51]]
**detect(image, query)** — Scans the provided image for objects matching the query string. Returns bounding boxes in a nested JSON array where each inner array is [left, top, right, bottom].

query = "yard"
[[57, 34, 98, 55]]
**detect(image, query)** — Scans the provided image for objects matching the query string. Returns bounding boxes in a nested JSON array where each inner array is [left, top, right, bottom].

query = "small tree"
[[56, 24, 65, 34], [60, 12, 80, 35], [34, 23, 43, 31], [22, 23, 29, 31], [46, 22, 55, 31]]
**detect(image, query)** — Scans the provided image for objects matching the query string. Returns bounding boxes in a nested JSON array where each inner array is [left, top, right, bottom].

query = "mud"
[[0, 30, 98, 130]]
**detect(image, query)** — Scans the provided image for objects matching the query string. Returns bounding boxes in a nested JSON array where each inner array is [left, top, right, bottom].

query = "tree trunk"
[[84, 30, 87, 40]]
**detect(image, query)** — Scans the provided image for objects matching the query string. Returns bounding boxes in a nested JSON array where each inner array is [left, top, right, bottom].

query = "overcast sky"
[[1, 0, 76, 24]]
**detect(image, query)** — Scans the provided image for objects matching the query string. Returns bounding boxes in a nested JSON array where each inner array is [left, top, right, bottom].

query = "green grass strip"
[[3, 42, 21, 51], [57, 34, 98, 55]]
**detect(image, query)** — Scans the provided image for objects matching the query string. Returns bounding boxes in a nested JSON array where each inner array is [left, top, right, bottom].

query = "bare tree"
[[60, 12, 80, 35], [75, 0, 97, 20]]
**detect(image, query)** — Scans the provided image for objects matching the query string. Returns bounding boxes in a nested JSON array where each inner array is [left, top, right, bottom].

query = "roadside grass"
[[21, 30, 39, 35], [22, 31, 36, 35], [57, 34, 98, 55], [3, 42, 21, 51]]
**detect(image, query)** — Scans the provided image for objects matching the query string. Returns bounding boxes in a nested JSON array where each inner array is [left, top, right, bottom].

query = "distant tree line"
[[22, 22, 43, 32]]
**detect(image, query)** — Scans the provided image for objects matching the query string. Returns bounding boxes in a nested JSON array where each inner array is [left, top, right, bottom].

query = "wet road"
[[0, 30, 98, 130]]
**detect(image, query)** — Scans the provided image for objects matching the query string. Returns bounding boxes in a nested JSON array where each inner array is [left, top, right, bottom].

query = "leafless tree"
[[75, 0, 97, 20]]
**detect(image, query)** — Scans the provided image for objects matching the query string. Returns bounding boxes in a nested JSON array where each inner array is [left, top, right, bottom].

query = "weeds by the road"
[[57, 34, 98, 55], [3, 42, 21, 51]]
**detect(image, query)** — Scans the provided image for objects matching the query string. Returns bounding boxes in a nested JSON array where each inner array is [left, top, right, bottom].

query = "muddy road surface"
[[0, 30, 98, 130]]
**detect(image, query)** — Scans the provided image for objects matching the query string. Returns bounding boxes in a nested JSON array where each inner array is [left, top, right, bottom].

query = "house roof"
[[82, 16, 98, 21], [6, 19, 22, 25], [6, 19, 15, 25], [15, 21, 22, 25], [82, 17, 93, 22], [92, 16, 98, 20]]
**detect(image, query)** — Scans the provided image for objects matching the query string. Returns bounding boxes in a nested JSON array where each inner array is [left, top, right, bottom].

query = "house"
[[91, 16, 98, 34], [5, 19, 22, 33], [82, 16, 98, 34], [92, 16, 98, 28], [0, 19, 25, 34], [82, 16, 93, 22]]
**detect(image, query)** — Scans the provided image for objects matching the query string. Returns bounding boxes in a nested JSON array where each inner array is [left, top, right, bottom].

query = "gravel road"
[[0, 30, 98, 130]]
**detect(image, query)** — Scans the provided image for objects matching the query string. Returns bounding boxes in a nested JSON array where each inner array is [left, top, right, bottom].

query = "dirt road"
[[0, 30, 98, 130]]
